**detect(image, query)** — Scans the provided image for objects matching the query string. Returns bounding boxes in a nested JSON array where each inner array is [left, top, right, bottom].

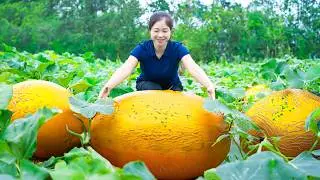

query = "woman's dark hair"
[[148, 11, 173, 30]]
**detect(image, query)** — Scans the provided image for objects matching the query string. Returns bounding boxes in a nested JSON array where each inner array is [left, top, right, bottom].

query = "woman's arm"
[[181, 54, 216, 99], [99, 55, 139, 98]]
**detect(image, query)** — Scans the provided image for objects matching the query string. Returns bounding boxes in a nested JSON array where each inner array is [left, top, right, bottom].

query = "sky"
[[199, 0, 252, 7], [138, 0, 253, 23], [139, 0, 253, 8]]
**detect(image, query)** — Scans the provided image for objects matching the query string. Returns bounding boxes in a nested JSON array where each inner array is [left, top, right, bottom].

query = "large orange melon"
[[246, 89, 320, 157], [90, 90, 230, 180], [7, 80, 87, 158]]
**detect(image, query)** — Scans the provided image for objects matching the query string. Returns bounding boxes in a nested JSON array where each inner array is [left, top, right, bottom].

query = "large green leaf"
[[204, 99, 259, 132], [0, 83, 12, 109], [215, 87, 236, 103], [0, 174, 15, 180], [2, 108, 60, 159], [290, 150, 320, 178], [0, 110, 12, 136], [270, 79, 285, 91], [69, 79, 92, 94], [305, 108, 320, 135], [109, 85, 134, 98], [284, 69, 304, 88], [50, 147, 116, 180], [204, 152, 307, 180], [69, 96, 114, 119], [123, 161, 155, 180], [304, 65, 320, 82], [20, 159, 50, 180], [87, 147, 114, 171], [0, 140, 18, 177], [260, 59, 277, 80]]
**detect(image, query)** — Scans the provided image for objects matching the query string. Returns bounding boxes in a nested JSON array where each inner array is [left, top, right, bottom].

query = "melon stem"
[[310, 137, 319, 152]]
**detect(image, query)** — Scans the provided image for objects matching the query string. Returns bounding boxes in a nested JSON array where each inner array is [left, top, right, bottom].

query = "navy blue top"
[[130, 40, 189, 89]]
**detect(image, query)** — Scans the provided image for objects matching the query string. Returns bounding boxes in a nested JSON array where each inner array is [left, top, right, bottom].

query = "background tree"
[[0, 0, 319, 61]]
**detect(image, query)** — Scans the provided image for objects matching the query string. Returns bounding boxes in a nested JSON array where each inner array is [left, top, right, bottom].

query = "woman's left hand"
[[207, 87, 216, 100]]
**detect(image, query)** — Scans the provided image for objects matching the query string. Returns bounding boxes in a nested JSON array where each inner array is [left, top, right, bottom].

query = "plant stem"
[[310, 137, 319, 152], [16, 160, 21, 176], [231, 135, 245, 160]]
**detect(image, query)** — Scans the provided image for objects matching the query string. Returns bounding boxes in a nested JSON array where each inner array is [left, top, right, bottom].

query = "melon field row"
[[0, 46, 320, 180]]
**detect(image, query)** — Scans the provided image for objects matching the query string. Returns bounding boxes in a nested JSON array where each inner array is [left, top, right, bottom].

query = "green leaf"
[[62, 147, 91, 162], [0, 110, 12, 136], [229, 87, 245, 99], [204, 152, 307, 180], [284, 69, 304, 88], [212, 134, 230, 147], [109, 85, 134, 98], [215, 88, 236, 103], [260, 138, 278, 153], [305, 108, 320, 135], [275, 61, 289, 75], [82, 52, 95, 63], [41, 156, 63, 169], [260, 59, 277, 80], [50, 147, 116, 180], [0, 83, 12, 109], [69, 96, 114, 119], [304, 65, 320, 82], [204, 99, 233, 115], [204, 99, 259, 132], [0, 140, 18, 177], [1, 44, 16, 52], [261, 59, 277, 71], [69, 79, 93, 94], [270, 80, 285, 91], [0, 174, 15, 180], [0, 72, 14, 83], [50, 161, 85, 180], [290, 150, 320, 178], [87, 147, 114, 171], [123, 161, 155, 180], [62, 147, 114, 172], [2, 107, 60, 159], [204, 169, 221, 180], [20, 159, 50, 180]]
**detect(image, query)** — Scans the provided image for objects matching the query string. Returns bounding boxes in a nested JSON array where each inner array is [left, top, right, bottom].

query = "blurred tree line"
[[0, 0, 319, 62]]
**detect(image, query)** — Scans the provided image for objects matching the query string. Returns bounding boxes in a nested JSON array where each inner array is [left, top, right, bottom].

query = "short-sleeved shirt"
[[130, 40, 189, 89]]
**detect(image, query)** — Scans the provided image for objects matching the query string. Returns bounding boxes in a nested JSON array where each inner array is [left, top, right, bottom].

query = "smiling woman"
[[99, 11, 216, 99]]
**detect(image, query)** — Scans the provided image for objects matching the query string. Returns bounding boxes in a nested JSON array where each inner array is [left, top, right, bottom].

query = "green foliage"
[[0, 46, 320, 179], [0, 83, 12, 109], [290, 150, 320, 178], [69, 96, 114, 119], [0, 0, 319, 61], [2, 108, 60, 159], [0, 107, 58, 178], [41, 147, 154, 180], [204, 152, 308, 180]]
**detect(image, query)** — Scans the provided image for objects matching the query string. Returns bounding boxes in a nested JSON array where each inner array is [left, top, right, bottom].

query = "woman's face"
[[150, 19, 171, 48]]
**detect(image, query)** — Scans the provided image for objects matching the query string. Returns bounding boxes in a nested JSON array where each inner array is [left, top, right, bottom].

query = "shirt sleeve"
[[177, 43, 190, 60], [130, 44, 143, 61]]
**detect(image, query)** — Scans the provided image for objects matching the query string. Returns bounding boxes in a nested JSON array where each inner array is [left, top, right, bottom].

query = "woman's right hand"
[[99, 86, 110, 99]]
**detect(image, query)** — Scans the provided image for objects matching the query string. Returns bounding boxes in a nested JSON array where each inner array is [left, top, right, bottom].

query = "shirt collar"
[[151, 40, 171, 58]]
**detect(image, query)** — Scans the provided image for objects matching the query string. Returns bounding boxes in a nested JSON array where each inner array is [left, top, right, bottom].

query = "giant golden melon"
[[90, 90, 230, 180], [7, 80, 86, 158], [246, 89, 320, 157]]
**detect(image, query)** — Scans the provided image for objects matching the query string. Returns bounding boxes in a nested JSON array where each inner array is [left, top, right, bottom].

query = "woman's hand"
[[207, 86, 216, 100], [99, 86, 110, 99]]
